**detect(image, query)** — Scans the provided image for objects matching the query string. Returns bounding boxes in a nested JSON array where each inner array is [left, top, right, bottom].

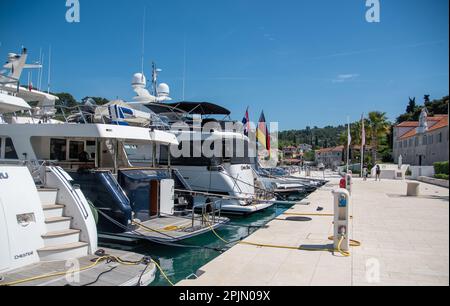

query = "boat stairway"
[[37, 188, 89, 261]]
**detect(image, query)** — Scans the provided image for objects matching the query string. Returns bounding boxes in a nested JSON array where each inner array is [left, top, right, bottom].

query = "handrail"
[[0, 159, 56, 185]]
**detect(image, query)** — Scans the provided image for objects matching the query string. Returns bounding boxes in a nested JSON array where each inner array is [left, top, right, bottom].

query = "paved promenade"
[[178, 176, 449, 286]]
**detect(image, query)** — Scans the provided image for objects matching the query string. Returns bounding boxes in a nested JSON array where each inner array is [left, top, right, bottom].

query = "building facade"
[[393, 110, 449, 166], [315, 146, 344, 169]]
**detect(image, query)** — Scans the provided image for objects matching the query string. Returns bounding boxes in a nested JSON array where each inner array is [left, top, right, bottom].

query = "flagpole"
[[360, 114, 365, 178], [347, 117, 350, 174]]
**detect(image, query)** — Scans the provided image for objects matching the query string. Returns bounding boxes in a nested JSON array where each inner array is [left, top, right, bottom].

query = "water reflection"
[[100, 196, 308, 286]]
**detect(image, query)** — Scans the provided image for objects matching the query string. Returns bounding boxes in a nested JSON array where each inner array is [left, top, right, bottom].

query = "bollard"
[[333, 188, 350, 252], [306, 167, 311, 177], [407, 182, 420, 197], [345, 172, 353, 195]]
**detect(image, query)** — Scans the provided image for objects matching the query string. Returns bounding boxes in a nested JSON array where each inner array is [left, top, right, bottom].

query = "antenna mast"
[[152, 62, 157, 96], [47, 45, 52, 94], [141, 7, 146, 74], [182, 36, 187, 101], [37, 48, 42, 90]]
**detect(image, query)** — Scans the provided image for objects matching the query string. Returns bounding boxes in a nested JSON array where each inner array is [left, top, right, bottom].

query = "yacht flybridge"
[[0, 108, 228, 243], [123, 70, 277, 215]]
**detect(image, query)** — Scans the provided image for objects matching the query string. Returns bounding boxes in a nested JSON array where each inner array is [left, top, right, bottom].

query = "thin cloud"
[[332, 73, 360, 83], [311, 40, 446, 60], [264, 33, 276, 41]]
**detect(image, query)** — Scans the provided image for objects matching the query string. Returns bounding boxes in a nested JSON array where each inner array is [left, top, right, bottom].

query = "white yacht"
[[0, 95, 156, 286], [0, 49, 228, 245], [124, 70, 276, 215]]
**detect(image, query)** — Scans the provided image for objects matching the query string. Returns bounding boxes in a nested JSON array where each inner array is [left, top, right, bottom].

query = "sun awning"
[[147, 101, 231, 116]]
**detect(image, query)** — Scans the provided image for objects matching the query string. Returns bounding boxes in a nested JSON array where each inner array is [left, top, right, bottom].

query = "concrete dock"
[[178, 175, 449, 286]]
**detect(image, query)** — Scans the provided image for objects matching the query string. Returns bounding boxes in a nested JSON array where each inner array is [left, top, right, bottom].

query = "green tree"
[[367, 111, 391, 163], [54, 92, 78, 109], [397, 95, 449, 124], [82, 96, 110, 105]]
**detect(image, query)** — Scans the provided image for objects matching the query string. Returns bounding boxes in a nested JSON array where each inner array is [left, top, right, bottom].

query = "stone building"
[[315, 146, 344, 169], [393, 109, 449, 166]]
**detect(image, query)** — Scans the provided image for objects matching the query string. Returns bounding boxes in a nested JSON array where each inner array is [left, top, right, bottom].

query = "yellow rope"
[[283, 212, 353, 219], [203, 215, 230, 244], [337, 236, 351, 257], [202, 213, 362, 257], [328, 236, 361, 247], [238, 241, 334, 252], [133, 220, 191, 233], [0, 255, 174, 287], [0, 256, 109, 287], [238, 236, 361, 257], [151, 259, 174, 286]]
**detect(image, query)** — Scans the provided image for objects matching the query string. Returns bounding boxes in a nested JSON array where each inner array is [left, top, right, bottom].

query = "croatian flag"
[[242, 107, 250, 136]]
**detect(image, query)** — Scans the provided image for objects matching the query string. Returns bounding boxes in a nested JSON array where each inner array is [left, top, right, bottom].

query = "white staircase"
[[37, 188, 89, 261]]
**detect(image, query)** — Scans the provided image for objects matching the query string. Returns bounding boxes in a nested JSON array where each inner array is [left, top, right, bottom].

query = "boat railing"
[[8, 104, 171, 129], [0, 159, 56, 185], [182, 196, 224, 228]]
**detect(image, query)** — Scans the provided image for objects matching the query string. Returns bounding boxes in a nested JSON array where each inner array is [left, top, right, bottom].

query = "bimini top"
[[147, 101, 231, 116]]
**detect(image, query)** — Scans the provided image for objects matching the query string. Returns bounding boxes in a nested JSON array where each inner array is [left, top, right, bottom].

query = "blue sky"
[[0, 0, 448, 130]]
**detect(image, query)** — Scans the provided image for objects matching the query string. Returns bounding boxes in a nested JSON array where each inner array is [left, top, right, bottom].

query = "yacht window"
[[50, 139, 67, 161], [69, 141, 86, 160], [86, 141, 96, 160], [165, 141, 223, 167], [4, 138, 18, 160]]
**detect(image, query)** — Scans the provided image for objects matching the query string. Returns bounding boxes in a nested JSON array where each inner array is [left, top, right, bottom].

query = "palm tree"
[[367, 112, 391, 163]]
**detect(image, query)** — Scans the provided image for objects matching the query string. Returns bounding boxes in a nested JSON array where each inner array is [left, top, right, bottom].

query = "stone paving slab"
[[178, 174, 449, 286]]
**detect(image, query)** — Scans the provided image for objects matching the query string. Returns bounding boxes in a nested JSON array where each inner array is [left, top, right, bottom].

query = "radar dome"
[[132, 73, 146, 88], [157, 83, 170, 97]]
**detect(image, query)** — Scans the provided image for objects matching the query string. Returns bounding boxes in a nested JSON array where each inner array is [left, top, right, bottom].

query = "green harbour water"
[[100, 194, 309, 286]]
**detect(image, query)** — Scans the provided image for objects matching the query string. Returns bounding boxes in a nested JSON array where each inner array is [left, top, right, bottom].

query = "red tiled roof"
[[316, 146, 344, 153], [397, 121, 419, 128], [429, 116, 448, 132], [399, 129, 417, 140], [399, 115, 448, 140], [396, 115, 447, 128]]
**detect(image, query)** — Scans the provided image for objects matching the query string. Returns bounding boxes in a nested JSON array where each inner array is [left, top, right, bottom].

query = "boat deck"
[[0, 248, 155, 287], [114, 215, 229, 242]]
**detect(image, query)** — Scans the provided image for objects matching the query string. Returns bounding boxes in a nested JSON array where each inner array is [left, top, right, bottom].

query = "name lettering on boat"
[[14, 251, 34, 260], [0, 172, 9, 180]]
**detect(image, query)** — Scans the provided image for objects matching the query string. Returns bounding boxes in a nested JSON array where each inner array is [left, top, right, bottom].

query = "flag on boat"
[[242, 107, 250, 136], [257, 111, 271, 155]]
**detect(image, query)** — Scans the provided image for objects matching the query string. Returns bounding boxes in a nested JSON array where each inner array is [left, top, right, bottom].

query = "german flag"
[[257, 111, 271, 155]]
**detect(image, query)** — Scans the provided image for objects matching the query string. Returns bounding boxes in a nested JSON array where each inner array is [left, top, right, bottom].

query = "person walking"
[[375, 164, 381, 181], [363, 165, 368, 181]]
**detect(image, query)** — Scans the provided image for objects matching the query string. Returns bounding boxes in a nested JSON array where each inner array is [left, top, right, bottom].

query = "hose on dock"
[[203, 214, 362, 257], [0, 255, 153, 287], [238, 238, 361, 257], [95, 205, 226, 253]]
